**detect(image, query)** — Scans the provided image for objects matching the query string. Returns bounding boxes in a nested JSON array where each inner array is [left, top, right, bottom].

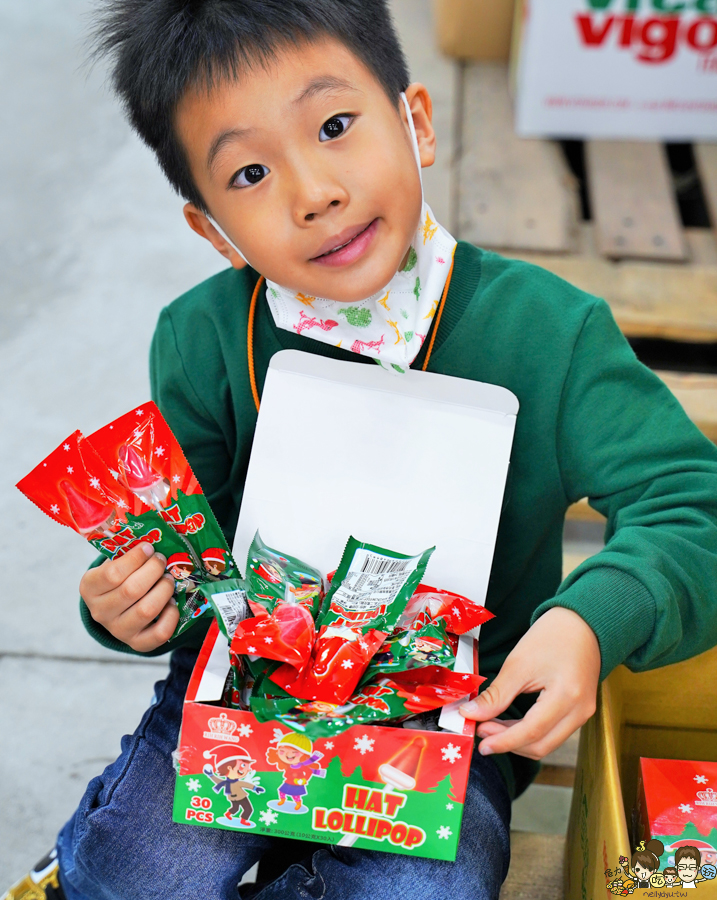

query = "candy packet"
[[270, 538, 435, 705], [15, 431, 204, 634], [245, 532, 323, 618], [397, 585, 495, 636], [87, 404, 238, 585], [251, 668, 484, 739], [17, 403, 241, 639], [230, 603, 316, 670], [361, 620, 457, 680], [196, 579, 250, 639]]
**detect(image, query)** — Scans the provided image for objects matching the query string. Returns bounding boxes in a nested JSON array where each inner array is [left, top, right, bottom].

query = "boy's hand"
[[80, 542, 178, 652], [460, 607, 600, 760]]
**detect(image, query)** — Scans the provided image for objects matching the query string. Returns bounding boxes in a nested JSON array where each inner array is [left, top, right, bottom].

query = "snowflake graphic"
[[462, 674, 471, 681], [441, 743, 462, 764], [155, 445, 165, 457], [172, 474, 181, 484], [437, 826, 453, 840], [695, 775, 709, 784], [186, 778, 201, 792], [271, 728, 285, 744], [324, 741, 334, 750], [117, 499, 128, 509], [66, 465, 74, 474], [341, 659, 354, 669], [353, 734, 375, 755], [247, 646, 257, 654], [679, 803, 693, 813], [89, 476, 101, 490], [446, 803, 454, 811], [264, 637, 273, 644], [50, 504, 60, 514], [63, 443, 70, 452], [260, 809, 279, 826], [238, 723, 253, 738], [136, 408, 144, 416]]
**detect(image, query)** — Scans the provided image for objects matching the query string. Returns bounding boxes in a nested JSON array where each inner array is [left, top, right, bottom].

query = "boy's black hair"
[[92, 0, 411, 212]]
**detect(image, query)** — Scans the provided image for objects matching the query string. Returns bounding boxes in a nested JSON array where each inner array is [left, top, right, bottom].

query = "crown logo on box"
[[203, 712, 240, 743], [696, 787, 717, 806]]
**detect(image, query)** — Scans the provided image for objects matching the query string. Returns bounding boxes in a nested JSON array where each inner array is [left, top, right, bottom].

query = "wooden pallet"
[[455, 64, 717, 526]]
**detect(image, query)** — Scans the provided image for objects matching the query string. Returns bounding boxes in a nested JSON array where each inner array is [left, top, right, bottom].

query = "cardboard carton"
[[635, 757, 717, 870], [173, 620, 476, 861], [433, 0, 516, 61], [512, 0, 717, 140], [565, 644, 717, 898], [174, 350, 518, 859]]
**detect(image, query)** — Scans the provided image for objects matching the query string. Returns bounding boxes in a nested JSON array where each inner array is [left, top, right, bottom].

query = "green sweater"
[[80, 241, 717, 799]]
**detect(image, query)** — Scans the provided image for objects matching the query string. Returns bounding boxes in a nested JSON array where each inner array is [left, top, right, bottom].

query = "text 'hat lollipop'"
[[378, 735, 427, 791]]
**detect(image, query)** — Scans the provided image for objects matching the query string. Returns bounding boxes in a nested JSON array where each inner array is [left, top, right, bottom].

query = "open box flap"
[[234, 351, 518, 604]]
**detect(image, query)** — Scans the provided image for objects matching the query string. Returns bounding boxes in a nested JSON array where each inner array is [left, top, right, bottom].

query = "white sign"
[[514, 0, 717, 139]]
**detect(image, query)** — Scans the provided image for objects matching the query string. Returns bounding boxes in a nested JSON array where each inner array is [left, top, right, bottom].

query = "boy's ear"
[[402, 83, 436, 169], [183, 204, 247, 269]]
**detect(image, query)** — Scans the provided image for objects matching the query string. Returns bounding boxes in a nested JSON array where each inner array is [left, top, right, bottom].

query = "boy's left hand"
[[460, 607, 600, 760]]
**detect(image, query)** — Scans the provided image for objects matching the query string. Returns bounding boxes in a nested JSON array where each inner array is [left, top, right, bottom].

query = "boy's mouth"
[[310, 219, 378, 267]]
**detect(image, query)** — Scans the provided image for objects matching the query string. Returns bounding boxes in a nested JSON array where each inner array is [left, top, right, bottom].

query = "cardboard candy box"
[[173, 621, 477, 861], [634, 757, 717, 871]]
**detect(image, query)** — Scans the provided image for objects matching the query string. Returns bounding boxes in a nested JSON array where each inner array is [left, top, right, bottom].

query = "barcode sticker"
[[331, 548, 422, 615], [211, 588, 249, 638]]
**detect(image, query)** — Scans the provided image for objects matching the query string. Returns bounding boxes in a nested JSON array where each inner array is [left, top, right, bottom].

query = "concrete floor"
[[0, 0, 602, 889]]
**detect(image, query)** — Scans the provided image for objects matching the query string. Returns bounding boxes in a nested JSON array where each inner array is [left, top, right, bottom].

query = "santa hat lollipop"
[[118, 444, 170, 509], [378, 736, 427, 791], [203, 744, 255, 770], [60, 480, 116, 538]]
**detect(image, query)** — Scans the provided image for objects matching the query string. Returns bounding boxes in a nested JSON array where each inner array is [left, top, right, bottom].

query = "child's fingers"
[[114, 573, 176, 643], [482, 712, 582, 761], [126, 596, 180, 653], [460, 663, 527, 723], [474, 688, 572, 758], [86, 552, 169, 624], [81, 542, 156, 598]]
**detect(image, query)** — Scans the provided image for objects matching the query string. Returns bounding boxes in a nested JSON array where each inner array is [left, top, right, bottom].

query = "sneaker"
[[2, 849, 66, 900]]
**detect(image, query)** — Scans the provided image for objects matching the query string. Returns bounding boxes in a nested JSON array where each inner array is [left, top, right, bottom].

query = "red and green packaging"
[[16, 403, 240, 640], [245, 532, 323, 618], [270, 539, 435, 705], [230, 604, 316, 671], [362, 621, 457, 680], [196, 579, 250, 640], [397, 585, 495, 636]]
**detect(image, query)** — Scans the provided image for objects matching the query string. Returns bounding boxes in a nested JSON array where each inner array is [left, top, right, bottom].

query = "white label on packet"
[[211, 588, 249, 638], [330, 549, 422, 616]]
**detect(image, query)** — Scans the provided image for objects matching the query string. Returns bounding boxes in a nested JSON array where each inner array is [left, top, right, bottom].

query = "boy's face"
[[677, 858, 699, 883], [176, 38, 434, 303]]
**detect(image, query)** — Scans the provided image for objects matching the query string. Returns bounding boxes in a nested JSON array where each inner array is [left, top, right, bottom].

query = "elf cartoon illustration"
[[201, 547, 228, 577], [202, 743, 265, 828], [265, 732, 326, 814], [407, 635, 446, 667], [166, 552, 205, 616]]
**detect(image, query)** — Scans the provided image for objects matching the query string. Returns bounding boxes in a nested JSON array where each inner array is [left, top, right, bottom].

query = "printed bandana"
[[265, 95, 457, 372]]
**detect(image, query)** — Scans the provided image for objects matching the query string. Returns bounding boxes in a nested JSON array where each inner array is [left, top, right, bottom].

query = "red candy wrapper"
[[230, 603, 315, 670], [17, 404, 240, 640], [386, 666, 485, 713], [398, 585, 495, 636], [270, 625, 387, 704]]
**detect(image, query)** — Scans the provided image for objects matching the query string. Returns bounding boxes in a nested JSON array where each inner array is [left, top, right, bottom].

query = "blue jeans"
[[57, 649, 512, 900]]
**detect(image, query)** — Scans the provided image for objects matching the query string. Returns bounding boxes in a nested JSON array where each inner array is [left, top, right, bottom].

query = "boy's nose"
[[291, 168, 349, 224], [305, 199, 341, 222]]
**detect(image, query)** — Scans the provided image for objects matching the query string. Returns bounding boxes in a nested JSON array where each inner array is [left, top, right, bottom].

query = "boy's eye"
[[233, 164, 269, 188], [319, 115, 353, 142]]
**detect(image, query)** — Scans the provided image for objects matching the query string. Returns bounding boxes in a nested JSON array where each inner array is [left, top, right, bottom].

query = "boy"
[[6, 1, 717, 898]]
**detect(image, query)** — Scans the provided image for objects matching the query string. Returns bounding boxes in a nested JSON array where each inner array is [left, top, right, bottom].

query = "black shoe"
[[2, 849, 66, 900]]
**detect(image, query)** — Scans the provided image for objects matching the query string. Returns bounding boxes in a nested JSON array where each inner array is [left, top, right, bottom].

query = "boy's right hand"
[[80, 542, 178, 652]]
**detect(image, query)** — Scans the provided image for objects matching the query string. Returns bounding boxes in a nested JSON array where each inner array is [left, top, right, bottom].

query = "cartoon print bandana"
[[264, 95, 457, 372]]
